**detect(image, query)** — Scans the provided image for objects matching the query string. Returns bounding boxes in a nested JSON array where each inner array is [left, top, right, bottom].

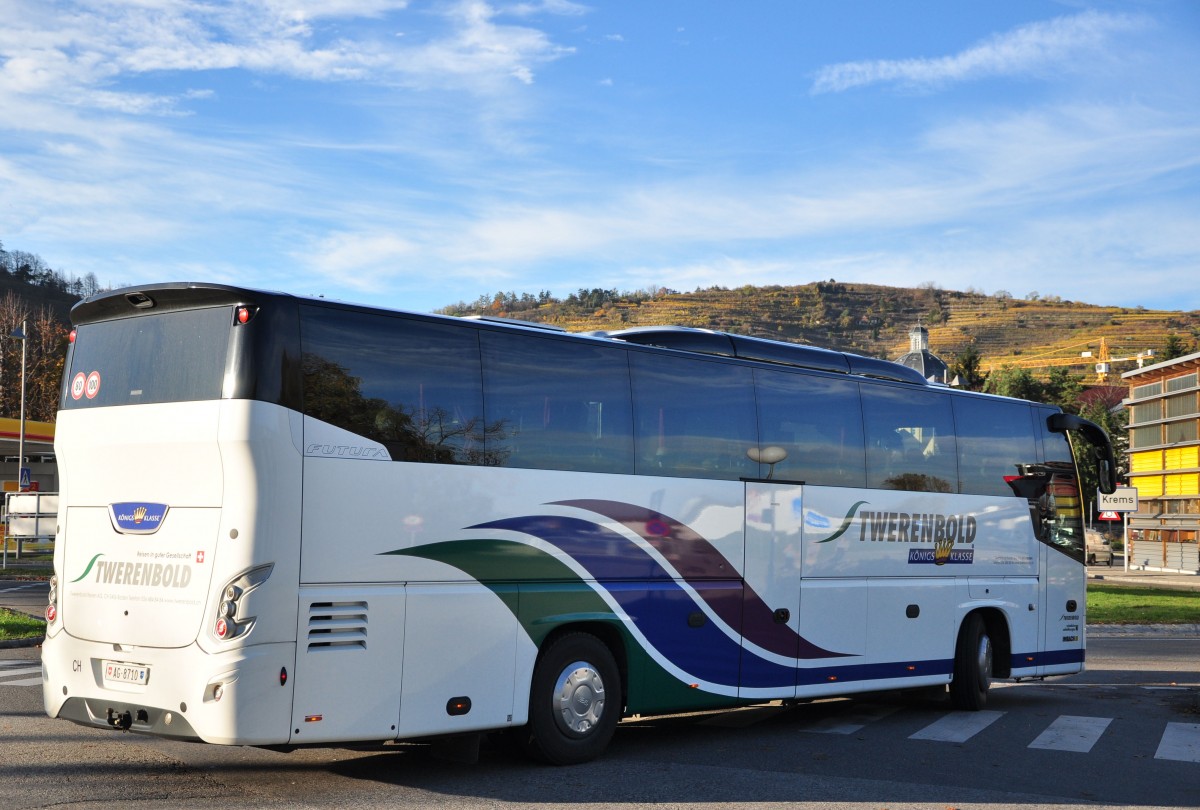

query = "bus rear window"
[[61, 307, 233, 409]]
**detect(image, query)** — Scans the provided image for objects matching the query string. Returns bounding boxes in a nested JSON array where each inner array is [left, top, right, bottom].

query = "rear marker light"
[[215, 618, 229, 638], [235, 306, 258, 325], [305, 715, 322, 723], [69, 329, 77, 344], [280, 667, 288, 686]]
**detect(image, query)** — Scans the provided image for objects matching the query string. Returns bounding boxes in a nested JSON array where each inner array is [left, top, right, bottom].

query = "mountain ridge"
[[440, 282, 1200, 382]]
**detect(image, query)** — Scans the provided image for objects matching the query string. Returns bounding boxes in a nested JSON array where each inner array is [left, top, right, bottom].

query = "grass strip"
[[1087, 584, 1200, 625], [0, 607, 45, 640]]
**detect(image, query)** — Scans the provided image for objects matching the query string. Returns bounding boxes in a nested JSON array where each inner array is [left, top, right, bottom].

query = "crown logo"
[[933, 533, 954, 566], [133, 506, 148, 524]]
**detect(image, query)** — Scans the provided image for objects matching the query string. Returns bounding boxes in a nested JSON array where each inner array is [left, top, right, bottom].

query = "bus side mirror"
[[1046, 413, 1118, 495]]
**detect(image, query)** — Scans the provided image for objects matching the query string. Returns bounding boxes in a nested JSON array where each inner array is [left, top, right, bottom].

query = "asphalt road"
[[3, 635, 1198, 810]]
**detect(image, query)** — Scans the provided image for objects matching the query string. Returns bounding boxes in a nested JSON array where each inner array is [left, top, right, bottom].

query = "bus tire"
[[518, 633, 621, 765], [950, 614, 992, 711]]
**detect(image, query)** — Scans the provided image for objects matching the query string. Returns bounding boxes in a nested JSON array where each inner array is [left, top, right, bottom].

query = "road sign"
[[18, 467, 30, 491], [1097, 486, 1138, 512], [1097, 511, 1121, 521]]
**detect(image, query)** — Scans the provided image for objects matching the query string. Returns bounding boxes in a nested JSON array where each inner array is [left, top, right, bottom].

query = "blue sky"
[[1, 1, 1198, 313]]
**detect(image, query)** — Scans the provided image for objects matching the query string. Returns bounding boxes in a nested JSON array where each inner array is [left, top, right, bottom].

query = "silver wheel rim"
[[976, 633, 993, 690], [553, 660, 606, 737]]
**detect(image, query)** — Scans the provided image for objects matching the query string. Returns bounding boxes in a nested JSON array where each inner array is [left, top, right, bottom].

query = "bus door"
[[742, 481, 805, 699], [1036, 470, 1087, 676]]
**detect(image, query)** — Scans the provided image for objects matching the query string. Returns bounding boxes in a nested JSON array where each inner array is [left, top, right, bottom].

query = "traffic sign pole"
[[1097, 487, 1138, 573]]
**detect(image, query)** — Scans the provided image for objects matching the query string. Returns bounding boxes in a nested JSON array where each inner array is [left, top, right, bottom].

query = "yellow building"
[[1123, 351, 1200, 573]]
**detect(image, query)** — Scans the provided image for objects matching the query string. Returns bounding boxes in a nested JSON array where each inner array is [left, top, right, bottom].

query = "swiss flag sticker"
[[196, 550, 206, 564]]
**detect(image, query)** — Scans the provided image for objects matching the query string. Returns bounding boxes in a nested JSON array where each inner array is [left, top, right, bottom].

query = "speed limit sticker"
[[71, 372, 86, 400], [85, 371, 101, 399]]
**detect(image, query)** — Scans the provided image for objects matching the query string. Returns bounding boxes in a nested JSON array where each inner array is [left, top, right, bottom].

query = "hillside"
[[0, 276, 80, 322], [440, 283, 1200, 383]]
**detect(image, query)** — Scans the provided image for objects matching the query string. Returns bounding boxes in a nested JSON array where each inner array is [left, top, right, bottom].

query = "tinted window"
[[862, 385, 958, 492], [953, 397, 1038, 496], [300, 307, 487, 464], [754, 369, 866, 486], [481, 332, 634, 473], [61, 308, 232, 409], [630, 353, 756, 480]]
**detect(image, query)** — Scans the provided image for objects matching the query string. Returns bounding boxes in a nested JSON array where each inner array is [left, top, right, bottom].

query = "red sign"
[[1097, 511, 1121, 521]]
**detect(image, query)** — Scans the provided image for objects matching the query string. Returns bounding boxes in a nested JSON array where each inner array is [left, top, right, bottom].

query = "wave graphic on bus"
[[388, 500, 853, 693]]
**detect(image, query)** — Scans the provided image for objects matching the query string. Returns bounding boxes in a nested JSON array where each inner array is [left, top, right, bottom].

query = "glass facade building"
[[1123, 351, 1200, 573]]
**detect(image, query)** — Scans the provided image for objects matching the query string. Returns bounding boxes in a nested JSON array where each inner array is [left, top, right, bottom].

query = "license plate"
[[102, 660, 149, 686]]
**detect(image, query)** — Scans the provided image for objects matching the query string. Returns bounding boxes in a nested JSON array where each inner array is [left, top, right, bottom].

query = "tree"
[[1161, 333, 1193, 361], [949, 345, 987, 391], [0, 293, 69, 423], [983, 366, 1042, 401], [1042, 367, 1084, 414], [1078, 397, 1129, 482]]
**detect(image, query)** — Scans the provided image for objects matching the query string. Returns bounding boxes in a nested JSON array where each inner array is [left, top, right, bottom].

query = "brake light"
[[46, 575, 58, 625], [210, 563, 273, 642]]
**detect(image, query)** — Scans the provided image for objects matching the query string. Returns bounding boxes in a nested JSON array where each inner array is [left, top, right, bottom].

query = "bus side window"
[[862, 385, 957, 493], [753, 369, 866, 487], [630, 353, 757, 481], [299, 306, 485, 464], [480, 332, 635, 474], [952, 397, 1038, 497]]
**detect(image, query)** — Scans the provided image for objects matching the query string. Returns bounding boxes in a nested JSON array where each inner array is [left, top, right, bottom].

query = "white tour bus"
[[43, 283, 1116, 764]]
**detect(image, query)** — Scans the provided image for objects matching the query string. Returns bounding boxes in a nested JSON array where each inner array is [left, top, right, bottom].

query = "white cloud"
[[0, 0, 580, 117], [303, 232, 420, 290], [811, 10, 1148, 94]]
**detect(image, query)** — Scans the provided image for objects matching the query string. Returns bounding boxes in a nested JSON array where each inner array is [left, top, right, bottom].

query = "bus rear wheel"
[[950, 614, 993, 710], [516, 633, 621, 765]]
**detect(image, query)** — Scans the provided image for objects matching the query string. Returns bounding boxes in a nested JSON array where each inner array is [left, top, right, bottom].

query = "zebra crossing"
[[0, 659, 42, 687], [4, 660, 1198, 763], [790, 699, 1200, 763]]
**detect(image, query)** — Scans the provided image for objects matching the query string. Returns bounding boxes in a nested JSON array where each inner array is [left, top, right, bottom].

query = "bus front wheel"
[[517, 632, 621, 765], [950, 614, 992, 710]]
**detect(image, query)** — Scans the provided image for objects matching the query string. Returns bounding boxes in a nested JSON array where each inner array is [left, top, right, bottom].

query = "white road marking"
[[1155, 723, 1200, 763], [909, 710, 1005, 743], [800, 704, 901, 734], [1028, 715, 1112, 752]]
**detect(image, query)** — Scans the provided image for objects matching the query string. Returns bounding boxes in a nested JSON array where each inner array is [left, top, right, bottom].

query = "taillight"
[[46, 575, 58, 624], [211, 563, 273, 642]]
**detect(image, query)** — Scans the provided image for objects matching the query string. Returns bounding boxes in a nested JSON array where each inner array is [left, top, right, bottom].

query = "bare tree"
[[0, 293, 68, 422]]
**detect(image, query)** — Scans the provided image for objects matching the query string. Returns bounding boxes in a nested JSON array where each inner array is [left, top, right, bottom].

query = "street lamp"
[[2, 321, 25, 568], [13, 320, 27, 495]]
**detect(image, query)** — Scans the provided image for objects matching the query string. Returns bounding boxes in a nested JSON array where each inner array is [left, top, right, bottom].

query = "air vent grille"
[[306, 600, 367, 651]]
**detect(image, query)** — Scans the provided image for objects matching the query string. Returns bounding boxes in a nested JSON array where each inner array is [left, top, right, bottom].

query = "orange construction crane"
[[1090, 337, 1157, 383], [989, 338, 1157, 382]]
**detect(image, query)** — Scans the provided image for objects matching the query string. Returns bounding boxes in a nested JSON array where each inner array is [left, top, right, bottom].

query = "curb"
[[0, 635, 43, 649], [1088, 624, 1200, 638]]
